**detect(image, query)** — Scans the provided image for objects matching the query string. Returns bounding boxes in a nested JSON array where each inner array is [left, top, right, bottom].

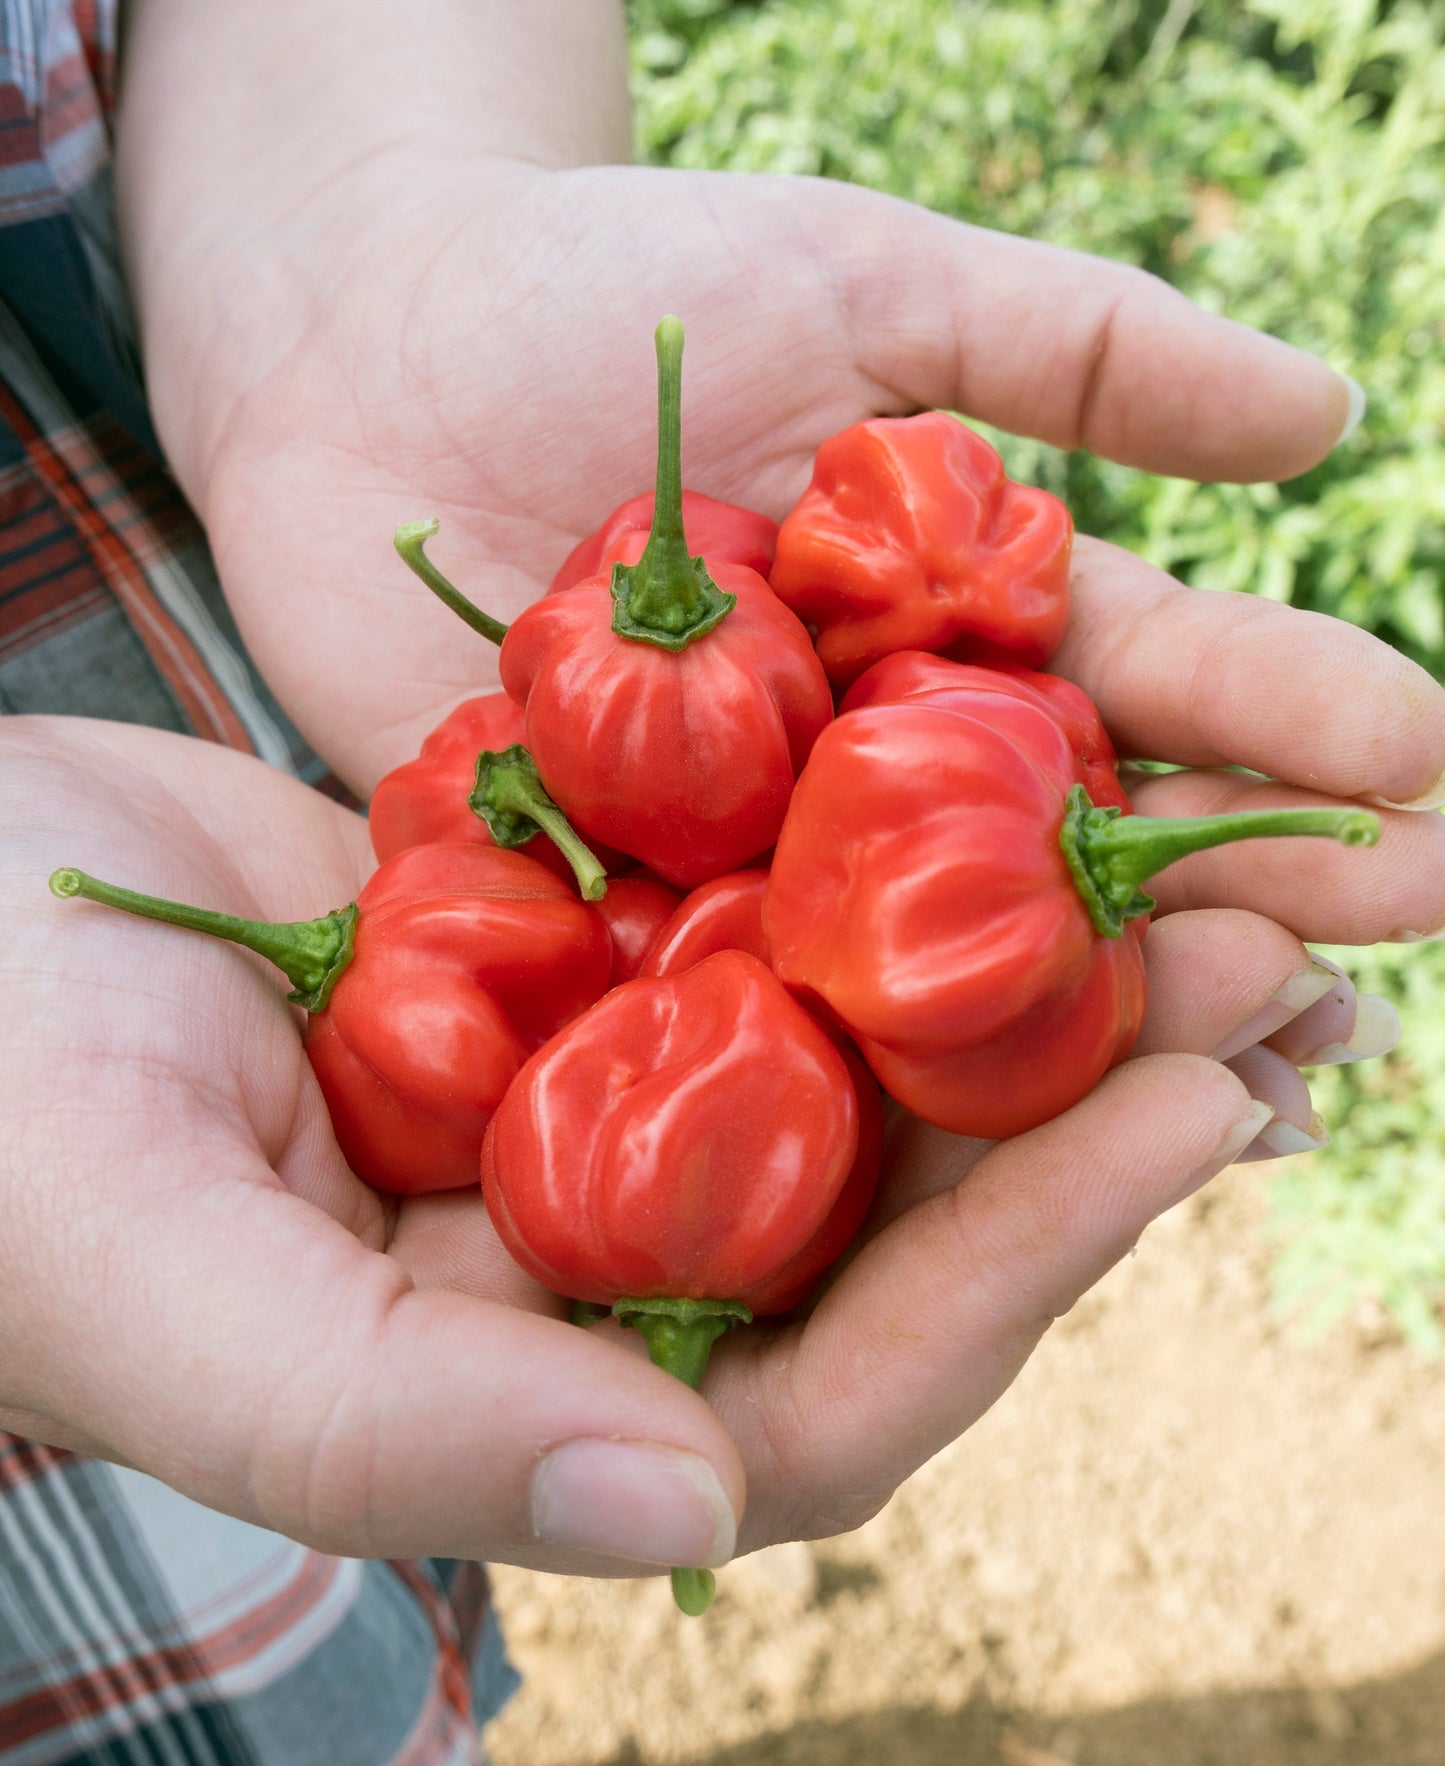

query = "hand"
[[114, 1, 1445, 811], [8, 718, 1440, 1577]]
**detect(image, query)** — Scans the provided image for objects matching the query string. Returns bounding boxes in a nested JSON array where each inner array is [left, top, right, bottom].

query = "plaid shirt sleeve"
[[0, 6, 517, 1760]]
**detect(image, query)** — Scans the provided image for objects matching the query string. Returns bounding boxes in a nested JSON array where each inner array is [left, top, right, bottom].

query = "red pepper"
[[49, 844, 612, 1194], [638, 867, 771, 977], [595, 872, 684, 985], [482, 949, 861, 1311], [394, 319, 833, 888], [769, 412, 1072, 687], [840, 651, 1124, 811], [633, 866, 885, 1316], [370, 692, 524, 862], [763, 677, 1379, 1138], [482, 948, 867, 1611], [549, 491, 777, 593], [370, 698, 625, 889]]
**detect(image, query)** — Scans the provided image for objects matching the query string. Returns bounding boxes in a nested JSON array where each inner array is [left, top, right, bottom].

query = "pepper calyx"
[[611, 1293, 751, 1618], [468, 745, 608, 900], [1059, 783, 1380, 939], [608, 316, 737, 651]]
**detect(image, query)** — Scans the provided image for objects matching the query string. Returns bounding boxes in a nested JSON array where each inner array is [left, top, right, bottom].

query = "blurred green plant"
[[627, 0, 1445, 1352]]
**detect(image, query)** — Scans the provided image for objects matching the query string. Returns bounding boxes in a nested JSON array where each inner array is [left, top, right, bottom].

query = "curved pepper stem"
[[609, 318, 737, 650], [1059, 786, 1381, 938], [48, 868, 357, 1011], [612, 1294, 752, 1617], [469, 745, 608, 900], [393, 519, 511, 646]]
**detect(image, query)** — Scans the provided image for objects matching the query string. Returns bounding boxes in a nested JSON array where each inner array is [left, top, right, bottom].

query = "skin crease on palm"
[[0, 0, 1429, 1580]]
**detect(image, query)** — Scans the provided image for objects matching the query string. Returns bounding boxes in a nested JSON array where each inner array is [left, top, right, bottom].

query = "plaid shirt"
[[0, 5, 515, 1759]]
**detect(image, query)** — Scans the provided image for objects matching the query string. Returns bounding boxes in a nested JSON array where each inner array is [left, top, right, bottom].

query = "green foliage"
[[629, 0, 1445, 672], [628, 0, 1445, 1351]]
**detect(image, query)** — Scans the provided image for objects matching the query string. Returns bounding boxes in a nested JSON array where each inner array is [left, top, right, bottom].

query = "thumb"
[[19, 1179, 745, 1579]]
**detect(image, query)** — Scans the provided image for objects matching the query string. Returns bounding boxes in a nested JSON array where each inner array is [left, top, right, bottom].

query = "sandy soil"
[[484, 1167, 1445, 1766]]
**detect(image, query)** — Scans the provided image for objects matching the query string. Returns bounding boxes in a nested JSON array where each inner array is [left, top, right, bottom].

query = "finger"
[[867, 1115, 994, 1234], [710, 1055, 1269, 1546], [1269, 985, 1400, 1069], [387, 1186, 557, 1311], [1055, 539, 1445, 811], [810, 182, 1357, 481], [1131, 908, 1330, 1061], [870, 907, 1325, 1233], [13, 1173, 745, 1580], [1222, 1045, 1325, 1161], [1122, 769, 1445, 944]]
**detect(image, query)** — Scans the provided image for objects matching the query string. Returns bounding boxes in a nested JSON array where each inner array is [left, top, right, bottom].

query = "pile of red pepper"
[[51, 318, 1380, 1616]]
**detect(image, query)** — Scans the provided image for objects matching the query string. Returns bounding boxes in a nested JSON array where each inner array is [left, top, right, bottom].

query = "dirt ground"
[[484, 1168, 1445, 1766]]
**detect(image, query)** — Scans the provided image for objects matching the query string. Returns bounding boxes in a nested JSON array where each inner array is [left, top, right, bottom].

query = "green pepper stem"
[[609, 318, 736, 650], [48, 868, 356, 1011], [612, 1294, 752, 1617], [469, 746, 608, 900], [394, 519, 510, 646], [1059, 786, 1381, 938]]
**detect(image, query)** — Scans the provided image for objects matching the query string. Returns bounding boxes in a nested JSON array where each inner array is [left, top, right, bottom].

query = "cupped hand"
[[8, 718, 1440, 1578]]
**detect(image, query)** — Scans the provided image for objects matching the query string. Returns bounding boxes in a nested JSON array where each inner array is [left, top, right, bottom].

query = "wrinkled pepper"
[[394, 318, 833, 888], [50, 844, 612, 1193], [481, 948, 873, 1614], [639, 867, 772, 978], [769, 412, 1072, 687], [370, 698, 623, 889], [764, 660, 1380, 1138], [549, 490, 777, 594], [596, 872, 684, 985]]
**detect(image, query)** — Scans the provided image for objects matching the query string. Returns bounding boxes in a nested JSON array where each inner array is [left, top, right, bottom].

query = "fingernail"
[[532, 1439, 736, 1568], [1363, 767, 1445, 812], [1332, 374, 1367, 446], [1257, 1110, 1330, 1157], [1175, 1100, 1277, 1202], [1210, 961, 1341, 1062], [1302, 993, 1400, 1065], [1393, 926, 1445, 943]]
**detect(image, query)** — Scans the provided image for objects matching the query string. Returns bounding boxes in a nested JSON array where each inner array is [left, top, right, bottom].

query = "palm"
[[2, 722, 552, 1505], [195, 165, 877, 786]]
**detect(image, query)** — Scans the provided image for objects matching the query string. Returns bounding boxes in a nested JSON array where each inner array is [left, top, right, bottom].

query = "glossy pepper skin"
[[369, 695, 627, 887], [500, 325, 831, 888], [638, 867, 771, 977], [595, 872, 683, 984], [502, 566, 829, 887], [764, 673, 1379, 1138], [769, 412, 1072, 687], [481, 951, 861, 1313], [840, 651, 1122, 810], [634, 868, 885, 1313], [548, 490, 777, 593], [369, 693, 527, 863], [394, 321, 833, 890], [52, 844, 613, 1195]]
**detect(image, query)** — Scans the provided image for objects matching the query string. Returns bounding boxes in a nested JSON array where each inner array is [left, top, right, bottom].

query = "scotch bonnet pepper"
[[370, 700, 623, 893], [482, 947, 877, 1615], [394, 318, 833, 888], [50, 844, 612, 1194], [769, 411, 1072, 687], [764, 659, 1380, 1139]]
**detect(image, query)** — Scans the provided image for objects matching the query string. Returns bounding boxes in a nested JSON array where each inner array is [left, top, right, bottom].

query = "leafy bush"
[[628, 0, 1445, 1350]]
